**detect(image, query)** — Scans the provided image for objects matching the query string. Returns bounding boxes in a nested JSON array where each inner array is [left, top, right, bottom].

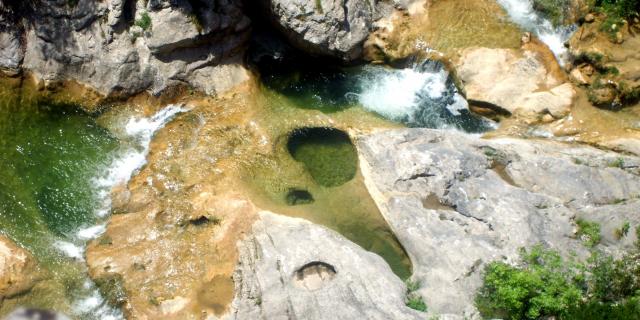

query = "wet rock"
[[2, 0, 250, 97], [456, 47, 576, 119], [358, 128, 640, 317], [230, 211, 423, 320], [0, 236, 41, 301], [259, 0, 377, 61]]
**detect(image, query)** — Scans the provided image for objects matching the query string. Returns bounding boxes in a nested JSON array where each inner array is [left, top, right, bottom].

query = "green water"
[[287, 128, 358, 187], [243, 91, 413, 279], [0, 89, 118, 314]]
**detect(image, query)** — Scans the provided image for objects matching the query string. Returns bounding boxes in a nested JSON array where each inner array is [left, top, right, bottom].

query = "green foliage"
[[590, 0, 640, 38], [532, 0, 572, 26], [608, 157, 625, 168], [135, 12, 152, 31], [405, 279, 428, 312], [615, 221, 631, 239], [477, 244, 640, 320], [476, 246, 582, 319], [407, 296, 428, 312], [576, 219, 602, 247]]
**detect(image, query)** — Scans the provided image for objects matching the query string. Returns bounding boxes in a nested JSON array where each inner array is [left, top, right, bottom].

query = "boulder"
[[230, 211, 423, 320], [358, 128, 640, 317], [456, 47, 576, 118], [259, 0, 377, 61]]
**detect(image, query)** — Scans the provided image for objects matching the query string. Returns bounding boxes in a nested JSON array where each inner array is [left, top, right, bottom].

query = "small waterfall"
[[53, 104, 189, 320], [496, 0, 576, 63], [349, 61, 495, 133]]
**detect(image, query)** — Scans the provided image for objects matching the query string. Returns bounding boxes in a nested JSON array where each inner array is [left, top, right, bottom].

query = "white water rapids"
[[497, 0, 577, 63], [52, 104, 189, 320]]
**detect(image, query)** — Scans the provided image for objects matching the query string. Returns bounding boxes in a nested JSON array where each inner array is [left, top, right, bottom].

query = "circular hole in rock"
[[286, 127, 357, 187], [293, 261, 337, 291], [285, 188, 314, 206]]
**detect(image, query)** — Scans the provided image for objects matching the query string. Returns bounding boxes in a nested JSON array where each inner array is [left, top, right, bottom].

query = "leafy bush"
[[576, 219, 602, 247], [477, 244, 640, 320], [589, 0, 640, 38], [476, 246, 582, 319], [135, 12, 152, 31]]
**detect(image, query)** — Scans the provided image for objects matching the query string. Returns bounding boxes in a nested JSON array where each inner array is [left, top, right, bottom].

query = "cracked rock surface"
[[358, 128, 640, 318]]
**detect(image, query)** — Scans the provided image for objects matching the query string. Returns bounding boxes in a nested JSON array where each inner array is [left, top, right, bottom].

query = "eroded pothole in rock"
[[287, 127, 358, 187], [292, 261, 337, 291]]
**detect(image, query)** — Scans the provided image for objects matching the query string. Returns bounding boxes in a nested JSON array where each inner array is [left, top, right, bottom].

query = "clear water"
[[0, 84, 186, 318], [260, 60, 495, 133]]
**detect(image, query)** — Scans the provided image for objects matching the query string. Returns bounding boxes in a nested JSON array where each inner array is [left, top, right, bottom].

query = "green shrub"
[[576, 219, 602, 247], [476, 246, 582, 319], [590, 0, 640, 38], [135, 12, 152, 31], [477, 244, 640, 320]]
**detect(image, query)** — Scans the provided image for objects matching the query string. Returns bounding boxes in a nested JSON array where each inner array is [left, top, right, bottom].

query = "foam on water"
[[350, 62, 494, 132], [496, 0, 576, 63], [51, 104, 188, 319]]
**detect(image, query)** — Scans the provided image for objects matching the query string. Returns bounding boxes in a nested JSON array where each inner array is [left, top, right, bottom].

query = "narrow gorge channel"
[[1, 0, 639, 319]]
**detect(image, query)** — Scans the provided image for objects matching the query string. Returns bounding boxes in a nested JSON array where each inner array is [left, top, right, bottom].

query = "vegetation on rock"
[[532, 0, 574, 26], [135, 12, 152, 31], [477, 242, 640, 320], [405, 280, 428, 312], [576, 219, 602, 247]]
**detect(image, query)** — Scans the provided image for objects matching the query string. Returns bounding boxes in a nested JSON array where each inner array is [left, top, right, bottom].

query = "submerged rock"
[[230, 211, 423, 319], [0, 236, 42, 302], [456, 47, 576, 119], [358, 128, 640, 317]]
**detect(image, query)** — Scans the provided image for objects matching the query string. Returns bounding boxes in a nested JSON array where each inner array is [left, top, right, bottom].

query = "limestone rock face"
[[456, 47, 576, 118], [0, 236, 41, 301], [2, 0, 251, 96], [358, 129, 640, 318], [260, 0, 378, 61], [230, 211, 423, 320]]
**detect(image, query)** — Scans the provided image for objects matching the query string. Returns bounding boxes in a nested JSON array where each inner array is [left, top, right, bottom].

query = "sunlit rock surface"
[[358, 128, 640, 317], [230, 211, 423, 320], [456, 47, 576, 119]]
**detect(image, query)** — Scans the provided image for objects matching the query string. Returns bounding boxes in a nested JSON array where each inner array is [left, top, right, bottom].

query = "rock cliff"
[[0, 0, 251, 96]]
